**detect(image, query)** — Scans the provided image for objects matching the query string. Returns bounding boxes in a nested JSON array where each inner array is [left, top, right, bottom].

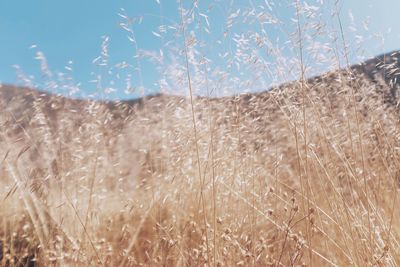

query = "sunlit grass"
[[1, 1, 399, 266]]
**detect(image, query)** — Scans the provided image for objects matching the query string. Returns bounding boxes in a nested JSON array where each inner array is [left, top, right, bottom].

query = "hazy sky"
[[0, 0, 399, 99]]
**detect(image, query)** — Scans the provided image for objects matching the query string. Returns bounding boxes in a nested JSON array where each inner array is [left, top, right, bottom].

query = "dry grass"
[[1, 1, 400, 266], [1, 65, 400, 266]]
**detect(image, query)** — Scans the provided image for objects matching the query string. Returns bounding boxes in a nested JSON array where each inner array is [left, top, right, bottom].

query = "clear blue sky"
[[0, 0, 399, 99]]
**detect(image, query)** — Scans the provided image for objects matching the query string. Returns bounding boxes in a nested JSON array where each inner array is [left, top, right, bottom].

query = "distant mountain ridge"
[[352, 50, 400, 103], [0, 50, 399, 156], [2, 50, 400, 110]]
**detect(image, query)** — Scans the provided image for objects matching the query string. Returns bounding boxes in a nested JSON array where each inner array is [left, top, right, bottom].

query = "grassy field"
[[1, 65, 400, 266], [1, 1, 400, 266]]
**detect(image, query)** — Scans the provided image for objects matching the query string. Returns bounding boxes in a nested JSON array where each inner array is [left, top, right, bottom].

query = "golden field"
[[1, 53, 400, 266]]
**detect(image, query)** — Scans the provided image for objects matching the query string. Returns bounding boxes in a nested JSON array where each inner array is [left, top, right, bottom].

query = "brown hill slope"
[[1, 51, 399, 183]]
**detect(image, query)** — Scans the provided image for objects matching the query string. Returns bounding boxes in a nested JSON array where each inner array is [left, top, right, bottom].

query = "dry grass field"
[[2, 0, 400, 266], [1, 50, 400, 266]]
